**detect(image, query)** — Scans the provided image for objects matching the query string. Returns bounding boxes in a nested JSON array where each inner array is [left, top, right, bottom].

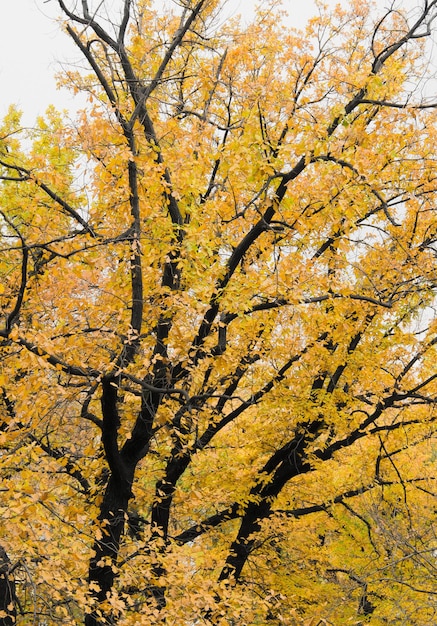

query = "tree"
[[0, 0, 437, 623]]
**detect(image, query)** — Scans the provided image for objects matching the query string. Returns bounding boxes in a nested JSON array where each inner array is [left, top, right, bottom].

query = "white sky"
[[1, 1, 434, 125], [1, 0, 77, 123], [0, 0, 331, 125]]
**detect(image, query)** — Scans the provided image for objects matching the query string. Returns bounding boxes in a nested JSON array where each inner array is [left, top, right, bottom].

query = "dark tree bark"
[[85, 378, 136, 626], [0, 547, 16, 626]]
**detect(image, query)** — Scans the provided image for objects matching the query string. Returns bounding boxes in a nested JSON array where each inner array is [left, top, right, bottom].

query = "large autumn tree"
[[1, 0, 437, 623]]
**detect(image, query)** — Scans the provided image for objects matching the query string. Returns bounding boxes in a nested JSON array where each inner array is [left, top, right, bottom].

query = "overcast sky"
[[1, 0, 340, 125]]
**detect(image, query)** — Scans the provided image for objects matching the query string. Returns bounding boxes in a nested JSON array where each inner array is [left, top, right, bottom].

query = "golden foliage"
[[0, 1, 437, 624]]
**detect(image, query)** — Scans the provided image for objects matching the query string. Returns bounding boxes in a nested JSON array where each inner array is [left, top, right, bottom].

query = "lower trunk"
[[0, 546, 16, 626], [85, 476, 132, 626]]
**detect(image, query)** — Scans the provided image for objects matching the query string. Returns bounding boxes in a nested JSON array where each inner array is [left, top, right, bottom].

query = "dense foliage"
[[0, 1, 437, 623]]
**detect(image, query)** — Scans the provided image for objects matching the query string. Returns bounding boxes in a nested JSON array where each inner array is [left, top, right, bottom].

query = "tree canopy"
[[1, 0, 437, 624]]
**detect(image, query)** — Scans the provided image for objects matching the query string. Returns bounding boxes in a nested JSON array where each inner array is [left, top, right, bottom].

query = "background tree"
[[1, 0, 437, 623]]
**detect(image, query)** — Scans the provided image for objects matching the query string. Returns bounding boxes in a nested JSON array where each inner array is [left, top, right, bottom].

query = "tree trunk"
[[0, 547, 16, 626], [85, 476, 132, 626]]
